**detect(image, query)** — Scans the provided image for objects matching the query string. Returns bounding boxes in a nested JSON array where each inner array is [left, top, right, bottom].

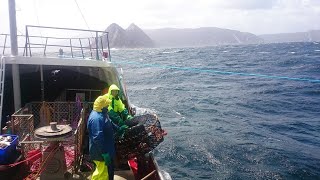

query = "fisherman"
[[107, 84, 133, 126], [87, 95, 127, 180]]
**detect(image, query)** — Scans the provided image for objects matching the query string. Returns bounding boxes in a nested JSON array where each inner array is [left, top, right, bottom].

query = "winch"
[[34, 122, 72, 180]]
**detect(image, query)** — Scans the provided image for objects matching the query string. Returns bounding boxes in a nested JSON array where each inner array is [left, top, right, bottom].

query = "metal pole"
[[9, 0, 18, 56], [95, 32, 99, 60], [70, 39, 74, 58], [100, 36, 104, 54], [40, 65, 44, 101], [27, 28, 32, 57], [106, 33, 111, 61], [79, 38, 84, 58], [2, 35, 7, 55], [88, 38, 93, 58], [8, 0, 21, 111], [43, 37, 48, 56], [24, 26, 27, 56]]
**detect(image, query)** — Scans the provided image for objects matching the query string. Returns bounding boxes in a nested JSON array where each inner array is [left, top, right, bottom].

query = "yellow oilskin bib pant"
[[91, 160, 109, 180]]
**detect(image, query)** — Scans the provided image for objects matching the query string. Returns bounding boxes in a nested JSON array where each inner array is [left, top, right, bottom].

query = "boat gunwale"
[[2, 56, 114, 68]]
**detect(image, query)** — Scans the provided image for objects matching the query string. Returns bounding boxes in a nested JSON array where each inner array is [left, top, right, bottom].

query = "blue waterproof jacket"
[[87, 110, 115, 161]]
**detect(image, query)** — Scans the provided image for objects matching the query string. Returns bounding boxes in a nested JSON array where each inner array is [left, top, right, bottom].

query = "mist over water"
[[112, 42, 320, 180]]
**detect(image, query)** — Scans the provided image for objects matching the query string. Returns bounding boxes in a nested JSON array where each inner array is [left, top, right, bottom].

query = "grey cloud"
[[215, 0, 279, 10]]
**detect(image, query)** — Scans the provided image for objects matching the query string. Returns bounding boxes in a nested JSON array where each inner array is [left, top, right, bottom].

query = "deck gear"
[[115, 114, 165, 163], [39, 101, 54, 127]]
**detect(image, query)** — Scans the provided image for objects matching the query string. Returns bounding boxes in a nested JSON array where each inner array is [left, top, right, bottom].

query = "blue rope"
[[113, 60, 320, 83]]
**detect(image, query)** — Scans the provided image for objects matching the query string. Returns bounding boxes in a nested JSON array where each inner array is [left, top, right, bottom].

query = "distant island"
[[103, 23, 320, 48], [101, 23, 154, 48], [259, 30, 320, 43]]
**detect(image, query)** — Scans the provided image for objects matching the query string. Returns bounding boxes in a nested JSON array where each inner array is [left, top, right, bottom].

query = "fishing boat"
[[0, 0, 169, 179]]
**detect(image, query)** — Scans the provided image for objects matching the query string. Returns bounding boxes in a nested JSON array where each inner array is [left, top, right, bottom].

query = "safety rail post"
[[26, 26, 32, 57], [70, 39, 74, 58], [106, 33, 111, 62], [79, 38, 84, 58], [2, 34, 7, 55], [100, 36, 104, 55], [40, 65, 44, 101], [0, 56, 5, 126], [95, 31, 99, 60], [24, 26, 28, 56], [22, 35, 25, 56], [88, 38, 93, 59], [43, 37, 48, 56]]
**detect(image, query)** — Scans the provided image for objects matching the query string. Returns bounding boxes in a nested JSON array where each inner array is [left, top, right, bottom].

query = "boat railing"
[[0, 25, 112, 61]]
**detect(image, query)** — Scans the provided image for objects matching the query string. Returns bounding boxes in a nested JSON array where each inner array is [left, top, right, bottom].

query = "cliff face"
[[101, 23, 320, 48], [102, 23, 154, 48], [126, 23, 154, 48], [103, 23, 128, 48], [144, 27, 263, 47], [102, 24, 262, 48], [259, 30, 320, 43]]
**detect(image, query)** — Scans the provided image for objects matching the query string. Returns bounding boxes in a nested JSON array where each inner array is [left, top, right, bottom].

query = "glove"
[[118, 125, 129, 138], [109, 110, 124, 126], [102, 153, 111, 166], [119, 125, 128, 133], [118, 119, 125, 126], [120, 109, 129, 120], [127, 115, 133, 121]]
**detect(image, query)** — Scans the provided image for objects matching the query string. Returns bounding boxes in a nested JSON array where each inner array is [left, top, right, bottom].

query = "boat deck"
[[72, 170, 135, 180]]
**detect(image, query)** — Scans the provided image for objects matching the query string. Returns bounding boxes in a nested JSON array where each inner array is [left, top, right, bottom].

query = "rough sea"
[[111, 42, 320, 180]]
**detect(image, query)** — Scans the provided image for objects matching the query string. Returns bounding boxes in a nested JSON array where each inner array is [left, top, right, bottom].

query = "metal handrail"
[[0, 25, 112, 61], [0, 33, 98, 40], [26, 25, 106, 33], [24, 25, 109, 60]]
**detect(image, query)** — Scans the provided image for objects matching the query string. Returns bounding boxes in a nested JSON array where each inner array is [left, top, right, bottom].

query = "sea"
[[111, 42, 320, 180]]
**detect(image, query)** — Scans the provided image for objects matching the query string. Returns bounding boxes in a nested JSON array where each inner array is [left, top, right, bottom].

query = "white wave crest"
[[131, 104, 156, 115], [159, 170, 172, 180]]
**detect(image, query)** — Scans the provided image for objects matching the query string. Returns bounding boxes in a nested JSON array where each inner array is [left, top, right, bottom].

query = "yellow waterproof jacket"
[[107, 84, 126, 113]]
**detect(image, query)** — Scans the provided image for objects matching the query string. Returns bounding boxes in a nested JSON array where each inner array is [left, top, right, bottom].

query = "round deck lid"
[[35, 122, 72, 140]]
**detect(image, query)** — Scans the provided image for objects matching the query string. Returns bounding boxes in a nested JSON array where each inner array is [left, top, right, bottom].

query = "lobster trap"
[[115, 113, 165, 162], [5, 101, 92, 179]]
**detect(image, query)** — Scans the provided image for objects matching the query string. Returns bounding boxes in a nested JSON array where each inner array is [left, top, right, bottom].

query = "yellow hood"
[[107, 84, 120, 97], [93, 95, 111, 112]]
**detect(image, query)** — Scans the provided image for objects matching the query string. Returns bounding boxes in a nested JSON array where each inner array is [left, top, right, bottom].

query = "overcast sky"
[[1, 0, 320, 35]]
